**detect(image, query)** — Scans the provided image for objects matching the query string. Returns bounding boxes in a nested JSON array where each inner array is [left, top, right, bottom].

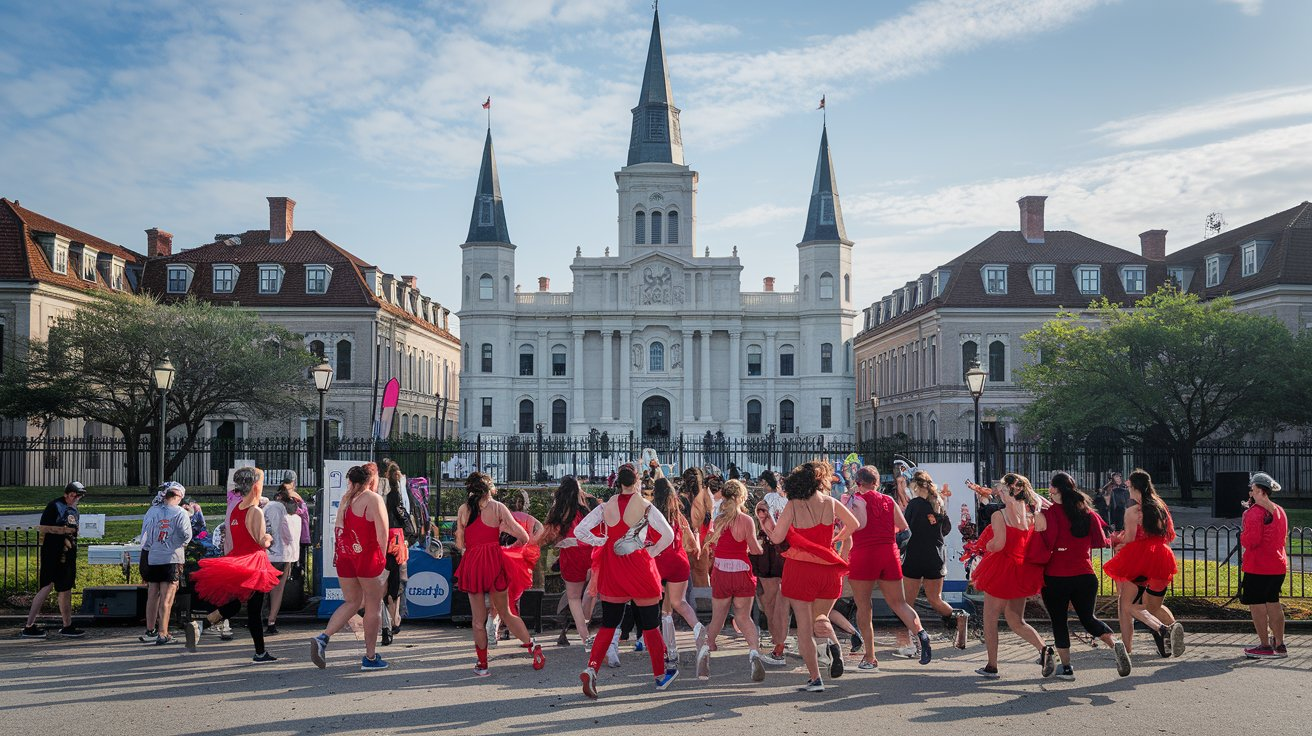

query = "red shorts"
[[848, 543, 903, 582], [711, 567, 757, 599], [781, 559, 844, 602], [559, 546, 591, 584], [656, 549, 691, 584], [337, 551, 386, 579]]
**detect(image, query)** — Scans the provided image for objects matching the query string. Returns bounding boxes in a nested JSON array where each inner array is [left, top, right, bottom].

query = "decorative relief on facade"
[[670, 341, 682, 368], [959, 332, 980, 345], [632, 342, 643, 369], [649, 192, 664, 202], [637, 265, 685, 305]]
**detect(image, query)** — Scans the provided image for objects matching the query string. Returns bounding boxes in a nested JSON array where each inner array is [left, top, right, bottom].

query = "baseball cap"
[[1250, 472, 1281, 493], [163, 481, 187, 498], [65, 481, 87, 496]]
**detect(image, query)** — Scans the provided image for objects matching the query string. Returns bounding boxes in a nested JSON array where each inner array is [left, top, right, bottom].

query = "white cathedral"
[[458, 8, 856, 441]]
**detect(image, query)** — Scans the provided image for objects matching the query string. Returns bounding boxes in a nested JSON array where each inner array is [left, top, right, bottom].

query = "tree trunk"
[[165, 425, 204, 481], [124, 432, 143, 487], [1172, 441, 1196, 504]]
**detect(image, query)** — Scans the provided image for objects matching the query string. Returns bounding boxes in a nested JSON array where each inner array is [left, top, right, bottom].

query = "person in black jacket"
[[901, 470, 969, 650]]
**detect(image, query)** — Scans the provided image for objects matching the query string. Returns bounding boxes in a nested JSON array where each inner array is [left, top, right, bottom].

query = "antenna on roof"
[[1205, 211, 1226, 238]]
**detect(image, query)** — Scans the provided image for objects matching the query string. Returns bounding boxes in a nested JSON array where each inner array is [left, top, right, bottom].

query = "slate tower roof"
[[626, 7, 685, 166], [465, 128, 512, 244], [801, 125, 849, 244]]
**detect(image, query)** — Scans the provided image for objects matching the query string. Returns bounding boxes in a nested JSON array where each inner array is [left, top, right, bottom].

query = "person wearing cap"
[[138, 482, 193, 645], [21, 482, 88, 639], [1241, 472, 1289, 659]]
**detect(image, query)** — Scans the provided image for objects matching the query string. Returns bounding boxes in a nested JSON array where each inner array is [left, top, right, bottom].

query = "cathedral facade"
[[457, 9, 855, 441]]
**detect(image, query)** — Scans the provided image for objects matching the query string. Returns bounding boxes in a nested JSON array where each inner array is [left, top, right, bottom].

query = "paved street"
[[1, 622, 1306, 735]]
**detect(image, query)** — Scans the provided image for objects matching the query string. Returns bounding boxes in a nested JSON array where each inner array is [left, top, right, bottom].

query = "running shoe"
[[827, 642, 844, 678], [857, 659, 879, 672], [1169, 622, 1186, 657], [310, 634, 329, 669], [954, 611, 969, 650], [696, 644, 711, 680], [1244, 644, 1276, 659], [154, 635, 177, 646], [634, 638, 645, 653], [580, 667, 598, 699], [265, 623, 279, 635], [474, 663, 491, 677], [1040, 645, 1056, 678], [606, 639, 621, 668], [1274, 644, 1289, 658], [849, 630, 863, 653], [1056, 664, 1075, 681], [1113, 641, 1132, 677], [693, 622, 707, 653], [59, 626, 86, 638], [252, 651, 278, 664], [1149, 626, 1170, 658], [893, 644, 918, 659], [360, 654, 389, 671], [19, 625, 46, 639], [184, 621, 201, 652], [760, 650, 787, 666], [975, 666, 1000, 679], [220, 626, 234, 642], [798, 678, 825, 692], [138, 628, 158, 643], [917, 630, 933, 665], [380, 628, 393, 647], [583, 635, 595, 648], [655, 666, 679, 690], [531, 642, 546, 670], [205, 619, 232, 638], [749, 651, 765, 682]]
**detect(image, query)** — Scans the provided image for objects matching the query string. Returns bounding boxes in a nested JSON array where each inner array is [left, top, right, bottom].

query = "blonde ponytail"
[[706, 479, 748, 546]]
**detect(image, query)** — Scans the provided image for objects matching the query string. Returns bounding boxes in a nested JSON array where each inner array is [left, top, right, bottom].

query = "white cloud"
[[1094, 85, 1312, 146], [704, 203, 804, 232], [1219, 0, 1263, 15]]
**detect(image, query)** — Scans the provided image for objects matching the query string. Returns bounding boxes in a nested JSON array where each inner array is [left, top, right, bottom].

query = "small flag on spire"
[[817, 95, 825, 110], [482, 97, 491, 110]]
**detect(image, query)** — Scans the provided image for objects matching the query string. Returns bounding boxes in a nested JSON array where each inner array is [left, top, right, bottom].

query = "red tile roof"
[[0, 198, 144, 293]]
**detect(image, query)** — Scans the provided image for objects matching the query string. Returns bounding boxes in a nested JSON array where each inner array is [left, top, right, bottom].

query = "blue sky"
[[2, 0, 1309, 320]]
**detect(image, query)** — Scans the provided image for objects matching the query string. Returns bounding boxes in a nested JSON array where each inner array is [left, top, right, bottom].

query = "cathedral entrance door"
[[641, 396, 671, 440]]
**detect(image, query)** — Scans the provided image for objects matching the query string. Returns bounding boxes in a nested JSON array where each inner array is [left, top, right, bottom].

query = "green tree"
[[1018, 286, 1299, 503], [0, 293, 316, 485]]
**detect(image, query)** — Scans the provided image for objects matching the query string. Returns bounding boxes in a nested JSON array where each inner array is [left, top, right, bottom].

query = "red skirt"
[[656, 546, 691, 584], [457, 544, 511, 594], [596, 545, 663, 602], [504, 544, 540, 613], [849, 542, 903, 582], [191, 552, 281, 606], [781, 559, 844, 601], [1103, 538, 1178, 584], [559, 545, 592, 584], [971, 551, 1044, 599]]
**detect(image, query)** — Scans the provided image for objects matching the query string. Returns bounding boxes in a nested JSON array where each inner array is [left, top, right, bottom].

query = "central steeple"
[[627, 7, 684, 166], [465, 128, 511, 244], [801, 124, 849, 244]]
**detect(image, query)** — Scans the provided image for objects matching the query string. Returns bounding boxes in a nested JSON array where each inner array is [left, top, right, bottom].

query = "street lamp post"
[[435, 391, 449, 521], [152, 355, 176, 488], [965, 359, 987, 484], [535, 422, 545, 482], [767, 424, 776, 473], [869, 391, 879, 460], [312, 358, 334, 490]]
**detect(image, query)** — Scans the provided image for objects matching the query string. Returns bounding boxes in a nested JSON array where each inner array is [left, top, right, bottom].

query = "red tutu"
[[191, 552, 281, 606], [559, 545, 591, 584], [780, 523, 848, 602], [970, 525, 1043, 599], [457, 544, 512, 594], [1103, 537, 1177, 584], [504, 544, 540, 614]]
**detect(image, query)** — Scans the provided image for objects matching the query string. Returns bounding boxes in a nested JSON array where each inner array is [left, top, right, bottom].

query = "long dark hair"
[[616, 464, 638, 489], [464, 472, 493, 526], [653, 477, 682, 529], [545, 476, 586, 531], [1050, 471, 1093, 538], [1128, 468, 1167, 536]]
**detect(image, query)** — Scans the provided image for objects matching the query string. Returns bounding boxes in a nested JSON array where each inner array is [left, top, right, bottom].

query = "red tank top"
[[714, 517, 751, 562], [610, 493, 636, 539], [341, 503, 381, 560], [465, 512, 501, 547], [228, 505, 262, 555], [851, 490, 895, 547]]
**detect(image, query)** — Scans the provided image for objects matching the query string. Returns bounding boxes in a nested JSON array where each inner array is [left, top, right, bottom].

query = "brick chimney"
[[268, 196, 296, 244], [145, 228, 173, 257], [763, 276, 775, 292], [401, 275, 418, 289], [1139, 229, 1167, 261], [538, 276, 550, 292], [1018, 195, 1047, 244]]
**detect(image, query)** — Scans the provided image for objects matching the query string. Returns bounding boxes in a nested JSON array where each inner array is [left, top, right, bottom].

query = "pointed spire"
[[626, 6, 684, 166], [465, 128, 511, 244], [801, 124, 848, 243]]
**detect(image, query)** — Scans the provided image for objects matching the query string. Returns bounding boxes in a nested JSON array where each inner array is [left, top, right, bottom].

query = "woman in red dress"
[[767, 461, 859, 693], [696, 479, 765, 682], [681, 467, 714, 590], [576, 464, 677, 698], [651, 477, 704, 666], [307, 464, 390, 671], [454, 473, 545, 677], [970, 473, 1047, 679], [543, 476, 597, 646], [186, 466, 282, 663], [1104, 469, 1184, 658]]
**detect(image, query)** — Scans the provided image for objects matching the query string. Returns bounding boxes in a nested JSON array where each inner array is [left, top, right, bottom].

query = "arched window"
[[518, 399, 534, 434], [502, 275, 510, 302], [399, 413, 409, 435], [649, 341, 665, 372], [462, 343, 469, 372], [779, 400, 795, 434], [929, 413, 938, 440], [877, 418, 884, 437], [778, 345, 795, 376], [667, 211, 679, 244], [989, 340, 1006, 382], [421, 416, 429, 437], [309, 340, 324, 360], [479, 274, 493, 300], [802, 274, 810, 299], [844, 274, 851, 301], [411, 415, 420, 436], [820, 343, 833, 373], [896, 415, 904, 435], [634, 211, 646, 244], [819, 272, 834, 300], [552, 399, 567, 434], [961, 340, 978, 380], [650, 211, 663, 244], [519, 344, 534, 376], [481, 343, 493, 373], [335, 340, 352, 381], [747, 400, 762, 434]]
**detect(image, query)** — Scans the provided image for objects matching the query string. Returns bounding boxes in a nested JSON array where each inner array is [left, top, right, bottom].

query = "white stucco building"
[[458, 9, 856, 441]]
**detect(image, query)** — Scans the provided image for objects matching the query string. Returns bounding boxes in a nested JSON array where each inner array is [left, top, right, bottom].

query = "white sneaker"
[[760, 650, 788, 666], [893, 644, 919, 659], [606, 639, 621, 668], [203, 620, 231, 637]]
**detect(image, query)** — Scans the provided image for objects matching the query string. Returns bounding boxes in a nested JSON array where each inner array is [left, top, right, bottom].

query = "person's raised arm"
[[766, 502, 795, 545], [497, 503, 530, 546], [645, 506, 674, 557], [573, 503, 608, 547]]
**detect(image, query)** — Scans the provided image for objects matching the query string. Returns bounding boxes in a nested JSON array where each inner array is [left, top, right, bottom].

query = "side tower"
[[615, 7, 697, 259]]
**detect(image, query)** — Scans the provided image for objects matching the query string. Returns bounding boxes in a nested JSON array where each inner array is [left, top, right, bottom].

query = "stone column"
[[602, 330, 613, 420], [765, 331, 777, 427], [681, 330, 694, 422], [699, 330, 711, 421], [620, 330, 632, 425], [572, 330, 585, 426], [728, 331, 742, 425]]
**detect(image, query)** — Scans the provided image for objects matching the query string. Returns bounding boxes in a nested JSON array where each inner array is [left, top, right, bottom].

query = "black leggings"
[[217, 590, 266, 655], [602, 600, 660, 632], [1041, 574, 1112, 650]]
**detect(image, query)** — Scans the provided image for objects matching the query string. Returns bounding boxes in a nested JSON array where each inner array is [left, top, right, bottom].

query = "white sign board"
[[78, 513, 107, 539], [319, 459, 358, 581], [915, 462, 975, 603]]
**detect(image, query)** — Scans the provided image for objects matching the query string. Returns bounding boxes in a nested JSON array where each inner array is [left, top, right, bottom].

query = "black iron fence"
[[1, 434, 1308, 497]]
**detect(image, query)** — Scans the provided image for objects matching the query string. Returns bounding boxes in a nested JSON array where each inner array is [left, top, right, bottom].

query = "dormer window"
[[305, 264, 332, 294], [166, 265, 194, 293], [1205, 254, 1228, 287], [1076, 265, 1101, 295], [1030, 265, 1055, 294], [1240, 240, 1271, 277], [79, 247, 99, 281], [1121, 266, 1146, 294], [477, 195, 494, 227], [111, 262, 124, 290], [819, 193, 835, 226], [213, 264, 238, 293], [258, 264, 285, 294], [982, 265, 1007, 295]]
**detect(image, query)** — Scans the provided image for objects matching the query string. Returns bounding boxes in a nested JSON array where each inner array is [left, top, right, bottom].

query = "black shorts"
[[140, 561, 184, 584], [901, 548, 947, 580], [1240, 572, 1285, 605], [385, 554, 403, 599], [40, 549, 77, 592]]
